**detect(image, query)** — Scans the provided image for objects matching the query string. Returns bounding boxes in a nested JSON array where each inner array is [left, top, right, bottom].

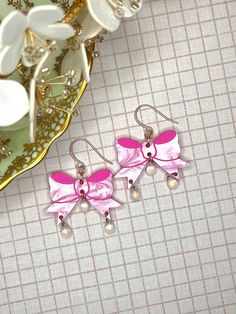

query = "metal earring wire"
[[134, 104, 179, 140], [69, 137, 113, 177]]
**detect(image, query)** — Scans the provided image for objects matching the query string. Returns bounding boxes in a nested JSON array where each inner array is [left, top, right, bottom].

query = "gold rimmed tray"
[[0, 0, 93, 190]]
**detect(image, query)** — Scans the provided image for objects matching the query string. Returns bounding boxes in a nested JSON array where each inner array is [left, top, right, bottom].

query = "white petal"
[[35, 24, 75, 41], [28, 5, 65, 28], [0, 80, 29, 127], [77, 8, 103, 42], [0, 116, 29, 131], [87, 0, 120, 32], [61, 50, 83, 86], [0, 10, 26, 46], [0, 40, 23, 75]]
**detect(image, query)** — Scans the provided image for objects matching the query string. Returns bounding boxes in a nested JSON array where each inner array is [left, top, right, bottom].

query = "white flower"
[[0, 5, 75, 75], [61, 9, 103, 84], [87, 0, 143, 32], [0, 80, 29, 127], [61, 0, 143, 83]]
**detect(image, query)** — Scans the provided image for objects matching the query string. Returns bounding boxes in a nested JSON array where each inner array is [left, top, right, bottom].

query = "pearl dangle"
[[167, 173, 178, 189], [129, 180, 141, 201], [104, 212, 116, 234], [146, 160, 156, 176], [79, 196, 90, 212], [59, 215, 73, 239]]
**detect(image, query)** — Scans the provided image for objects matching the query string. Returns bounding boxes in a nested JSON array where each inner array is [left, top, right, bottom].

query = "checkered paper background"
[[1, 0, 236, 313]]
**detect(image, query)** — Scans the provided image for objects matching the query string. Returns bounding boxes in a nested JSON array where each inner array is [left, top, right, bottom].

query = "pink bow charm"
[[46, 169, 121, 224], [115, 130, 189, 187]]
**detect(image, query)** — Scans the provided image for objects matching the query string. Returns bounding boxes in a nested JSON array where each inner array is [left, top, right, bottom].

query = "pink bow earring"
[[46, 137, 121, 238], [115, 104, 190, 201]]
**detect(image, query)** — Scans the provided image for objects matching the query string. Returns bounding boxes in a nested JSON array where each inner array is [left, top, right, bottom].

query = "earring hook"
[[134, 104, 179, 140], [69, 137, 113, 176]]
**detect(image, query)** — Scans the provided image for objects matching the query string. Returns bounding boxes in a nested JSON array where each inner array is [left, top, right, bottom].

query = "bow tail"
[[89, 198, 121, 216], [154, 158, 189, 179], [115, 163, 146, 188], [46, 200, 78, 225]]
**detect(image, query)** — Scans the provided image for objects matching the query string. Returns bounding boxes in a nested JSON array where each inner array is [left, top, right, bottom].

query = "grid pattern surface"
[[1, 0, 236, 313]]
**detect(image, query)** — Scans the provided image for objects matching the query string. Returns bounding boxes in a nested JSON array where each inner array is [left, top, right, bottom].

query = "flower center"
[[22, 29, 46, 66]]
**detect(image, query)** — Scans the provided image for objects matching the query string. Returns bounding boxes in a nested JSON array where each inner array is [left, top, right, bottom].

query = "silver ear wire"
[[69, 137, 113, 177], [134, 104, 179, 140]]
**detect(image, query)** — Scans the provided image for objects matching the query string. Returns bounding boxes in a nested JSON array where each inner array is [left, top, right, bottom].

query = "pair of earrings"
[[46, 104, 189, 238]]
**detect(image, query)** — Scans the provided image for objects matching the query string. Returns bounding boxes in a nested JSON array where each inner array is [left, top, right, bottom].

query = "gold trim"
[[62, 0, 86, 23]]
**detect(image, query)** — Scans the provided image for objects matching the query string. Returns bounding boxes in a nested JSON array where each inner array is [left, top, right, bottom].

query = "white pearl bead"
[[104, 220, 116, 235], [146, 162, 156, 175], [80, 198, 90, 212], [60, 222, 73, 239], [167, 176, 178, 189], [130, 186, 141, 201]]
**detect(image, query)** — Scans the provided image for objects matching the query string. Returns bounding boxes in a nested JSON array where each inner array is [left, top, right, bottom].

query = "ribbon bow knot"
[[46, 169, 121, 223], [115, 130, 189, 187]]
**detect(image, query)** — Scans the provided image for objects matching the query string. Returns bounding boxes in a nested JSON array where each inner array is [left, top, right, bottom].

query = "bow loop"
[[87, 168, 111, 182], [115, 138, 146, 187], [116, 138, 144, 168], [87, 169, 114, 200], [153, 130, 177, 145], [49, 172, 77, 203], [153, 130, 180, 160]]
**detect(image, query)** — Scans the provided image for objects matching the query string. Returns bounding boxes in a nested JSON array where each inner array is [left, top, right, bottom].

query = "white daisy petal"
[[77, 8, 103, 42], [0, 11, 26, 46], [0, 40, 23, 75], [0, 80, 29, 127], [36, 24, 75, 41], [61, 50, 83, 86], [87, 0, 120, 32], [0, 116, 29, 131], [28, 5, 65, 29]]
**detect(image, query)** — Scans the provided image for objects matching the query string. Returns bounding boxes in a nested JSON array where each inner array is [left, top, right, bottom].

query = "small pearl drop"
[[60, 222, 73, 239], [167, 176, 178, 189], [130, 186, 141, 201], [146, 162, 156, 176], [80, 198, 90, 212], [104, 220, 116, 235]]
